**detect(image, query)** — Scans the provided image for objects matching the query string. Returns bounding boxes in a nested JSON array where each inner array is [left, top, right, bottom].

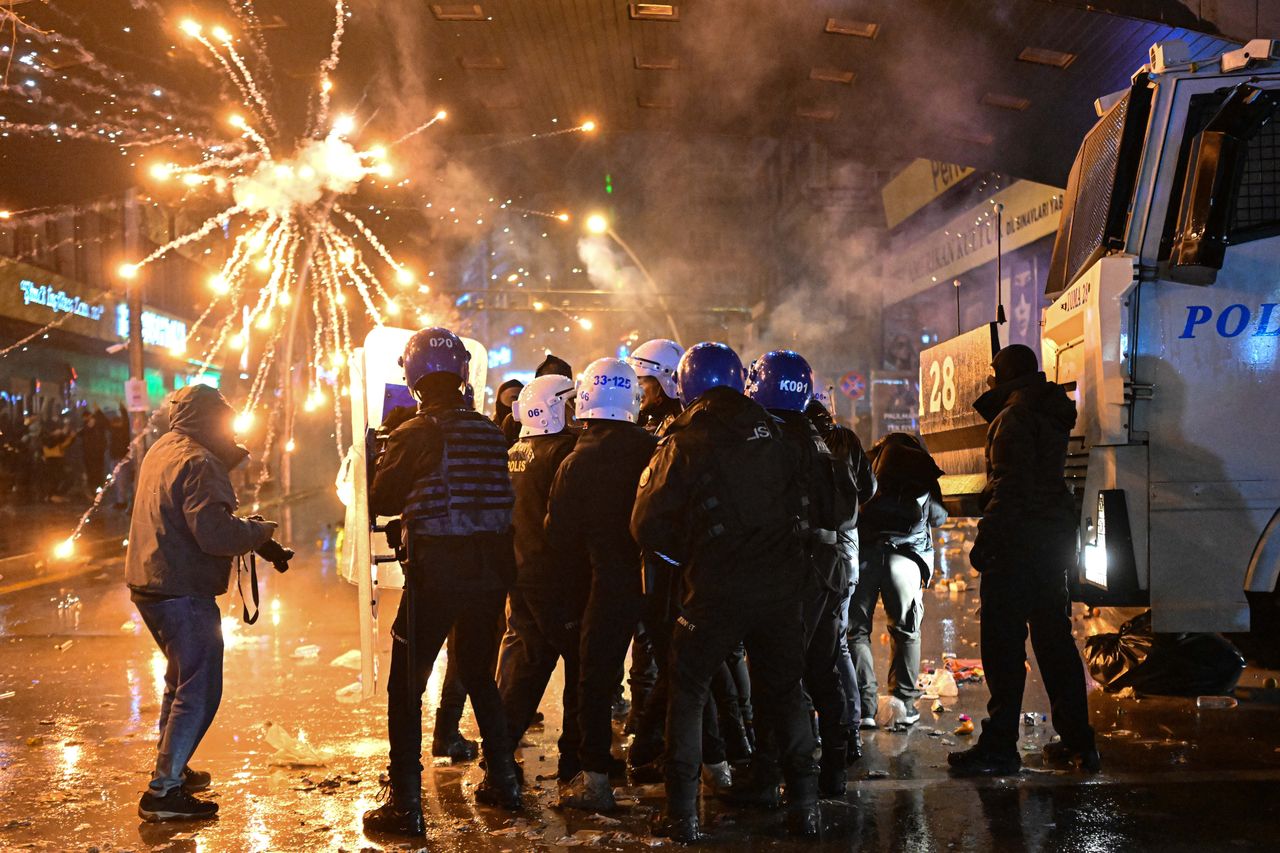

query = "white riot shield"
[[336, 325, 487, 698]]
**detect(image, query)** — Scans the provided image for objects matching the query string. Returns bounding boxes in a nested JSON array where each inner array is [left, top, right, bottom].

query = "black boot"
[[362, 768, 424, 836], [721, 758, 782, 809], [475, 749, 522, 811], [657, 778, 706, 843], [431, 730, 479, 762], [784, 774, 821, 838], [846, 727, 863, 765]]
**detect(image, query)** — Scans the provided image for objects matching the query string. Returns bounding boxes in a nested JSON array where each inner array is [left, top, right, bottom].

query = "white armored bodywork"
[[1041, 42, 1280, 632]]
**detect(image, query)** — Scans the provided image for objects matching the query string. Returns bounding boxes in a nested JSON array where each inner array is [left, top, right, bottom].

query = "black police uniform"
[[496, 427, 583, 780], [367, 386, 520, 820], [546, 419, 656, 776], [632, 386, 819, 830]]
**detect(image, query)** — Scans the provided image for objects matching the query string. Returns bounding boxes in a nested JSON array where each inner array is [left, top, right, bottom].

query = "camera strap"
[[235, 552, 261, 625]]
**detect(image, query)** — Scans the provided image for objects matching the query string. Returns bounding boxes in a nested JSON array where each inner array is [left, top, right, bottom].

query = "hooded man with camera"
[[125, 383, 291, 822]]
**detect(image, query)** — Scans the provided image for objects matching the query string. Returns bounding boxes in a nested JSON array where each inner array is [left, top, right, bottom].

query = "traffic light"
[[605, 173, 613, 194]]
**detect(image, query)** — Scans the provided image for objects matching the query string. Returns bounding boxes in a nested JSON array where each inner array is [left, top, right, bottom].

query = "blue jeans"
[[134, 595, 224, 795]]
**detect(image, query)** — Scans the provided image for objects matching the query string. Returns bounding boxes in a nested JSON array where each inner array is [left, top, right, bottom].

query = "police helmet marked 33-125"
[[400, 326, 470, 391], [676, 342, 745, 406], [627, 338, 684, 399], [576, 357, 643, 423], [746, 349, 814, 413], [514, 374, 576, 437]]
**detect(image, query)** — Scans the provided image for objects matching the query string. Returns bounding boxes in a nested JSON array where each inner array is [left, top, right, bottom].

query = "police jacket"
[[546, 420, 656, 591], [125, 385, 274, 598], [631, 386, 808, 605], [509, 429, 580, 590], [638, 394, 683, 437], [770, 409, 862, 589], [973, 372, 1077, 528], [369, 390, 514, 537]]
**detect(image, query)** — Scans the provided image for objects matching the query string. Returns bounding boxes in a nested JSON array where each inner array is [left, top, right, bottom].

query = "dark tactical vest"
[[403, 408, 514, 537]]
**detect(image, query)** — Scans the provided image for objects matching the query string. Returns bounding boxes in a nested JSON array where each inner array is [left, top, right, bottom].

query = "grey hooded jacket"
[[124, 384, 274, 598]]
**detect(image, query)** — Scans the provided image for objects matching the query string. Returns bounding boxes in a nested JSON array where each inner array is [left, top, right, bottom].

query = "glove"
[[381, 405, 417, 432], [255, 538, 295, 573]]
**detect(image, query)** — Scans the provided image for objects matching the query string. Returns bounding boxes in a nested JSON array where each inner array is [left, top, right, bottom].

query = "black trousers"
[[632, 579, 726, 769], [499, 585, 583, 777], [977, 530, 1095, 755], [801, 580, 850, 760], [435, 605, 507, 736], [665, 595, 817, 815], [577, 565, 643, 773], [387, 539, 510, 777]]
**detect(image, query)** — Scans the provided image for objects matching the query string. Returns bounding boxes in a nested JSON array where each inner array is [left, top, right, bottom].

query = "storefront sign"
[[891, 180, 1064, 304], [114, 303, 188, 352], [18, 278, 106, 320], [882, 159, 975, 229]]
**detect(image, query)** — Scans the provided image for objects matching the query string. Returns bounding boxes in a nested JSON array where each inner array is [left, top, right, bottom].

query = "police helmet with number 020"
[[676, 342, 745, 406], [576, 357, 643, 422], [746, 349, 814, 412], [400, 327, 470, 395], [627, 338, 684, 399], [514, 375, 575, 437]]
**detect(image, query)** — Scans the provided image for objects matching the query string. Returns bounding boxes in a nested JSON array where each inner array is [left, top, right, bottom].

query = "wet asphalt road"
[[2, 500, 1279, 852]]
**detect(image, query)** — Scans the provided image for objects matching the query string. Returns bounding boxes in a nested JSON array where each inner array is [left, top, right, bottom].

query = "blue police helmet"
[[746, 349, 813, 412], [676, 342, 745, 406], [400, 327, 470, 392]]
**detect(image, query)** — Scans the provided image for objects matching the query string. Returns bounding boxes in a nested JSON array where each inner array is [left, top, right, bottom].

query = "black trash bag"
[[1083, 610, 1246, 696]]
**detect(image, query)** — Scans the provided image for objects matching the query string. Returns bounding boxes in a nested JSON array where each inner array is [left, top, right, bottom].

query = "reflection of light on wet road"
[[150, 650, 167, 699], [222, 616, 244, 648], [270, 596, 281, 627], [246, 795, 272, 852], [125, 665, 142, 725], [940, 618, 957, 658], [59, 741, 82, 776]]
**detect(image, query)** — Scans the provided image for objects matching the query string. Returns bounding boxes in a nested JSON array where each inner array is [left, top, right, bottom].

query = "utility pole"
[[123, 189, 148, 465]]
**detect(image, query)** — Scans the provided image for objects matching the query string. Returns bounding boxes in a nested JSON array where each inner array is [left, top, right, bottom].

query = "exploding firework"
[[118, 3, 451, 456]]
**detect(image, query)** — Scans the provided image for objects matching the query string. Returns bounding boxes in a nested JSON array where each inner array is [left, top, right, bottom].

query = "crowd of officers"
[[361, 328, 1098, 842]]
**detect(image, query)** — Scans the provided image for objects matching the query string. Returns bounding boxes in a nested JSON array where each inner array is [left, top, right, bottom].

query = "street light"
[[581, 213, 680, 342]]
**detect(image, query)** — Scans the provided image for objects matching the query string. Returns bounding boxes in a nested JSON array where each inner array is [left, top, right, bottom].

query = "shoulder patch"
[[639, 466, 652, 488]]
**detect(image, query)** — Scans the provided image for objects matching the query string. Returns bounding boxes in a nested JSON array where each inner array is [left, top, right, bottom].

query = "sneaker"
[[431, 731, 479, 763], [181, 767, 212, 792], [947, 745, 1022, 777], [701, 761, 732, 794], [559, 770, 616, 812], [1042, 740, 1102, 773], [899, 704, 921, 727], [858, 717, 878, 730], [138, 789, 219, 822]]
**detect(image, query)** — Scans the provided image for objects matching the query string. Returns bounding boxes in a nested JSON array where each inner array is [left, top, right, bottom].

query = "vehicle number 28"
[[926, 355, 956, 414]]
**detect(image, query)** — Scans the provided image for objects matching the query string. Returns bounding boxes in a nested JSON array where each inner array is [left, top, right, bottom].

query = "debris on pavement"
[[954, 715, 974, 735], [329, 648, 362, 669], [292, 643, 321, 659], [263, 721, 330, 766]]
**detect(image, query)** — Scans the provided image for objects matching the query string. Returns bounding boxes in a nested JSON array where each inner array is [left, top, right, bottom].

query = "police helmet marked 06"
[[576, 357, 643, 422], [746, 349, 814, 412], [400, 326, 470, 393], [627, 338, 684, 399], [515, 374, 575, 437], [676, 342, 745, 406]]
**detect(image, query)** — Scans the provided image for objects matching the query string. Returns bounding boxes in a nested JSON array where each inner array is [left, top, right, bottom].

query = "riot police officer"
[[628, 338, 685, 436], [632, 342, 821, 842], [744, 350, 861, 801], [497, 375, 585, 782], [547, 358, 656, 811], [363, 328, 522, 835], [805, 392, 876, 756]]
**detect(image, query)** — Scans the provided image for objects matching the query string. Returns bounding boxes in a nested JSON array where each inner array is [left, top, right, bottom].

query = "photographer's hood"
[[168, 384, 250, 470]]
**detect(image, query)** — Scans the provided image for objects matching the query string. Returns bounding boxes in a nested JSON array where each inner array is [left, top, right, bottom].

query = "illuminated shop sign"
[[18, 278, 106, 320], [488, 345, 512, 368], [115, 304, 188, 351]]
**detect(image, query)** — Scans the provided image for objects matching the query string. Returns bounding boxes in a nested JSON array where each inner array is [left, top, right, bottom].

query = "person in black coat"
[[496, 375, 585, 782], [949, 343, 1098, 776], [546, 358, 655, 812]]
